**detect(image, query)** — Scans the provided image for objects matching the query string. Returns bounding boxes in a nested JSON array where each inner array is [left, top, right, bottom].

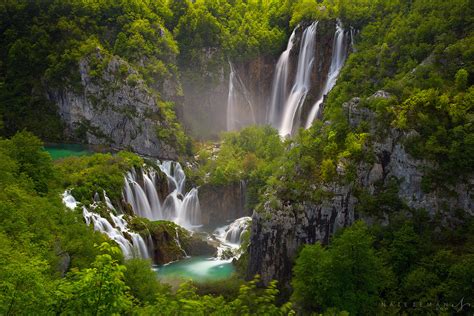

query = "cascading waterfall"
[[123, 161, 202, 230], [62, 191, 151, 259], [279, 21, 318, 137], [214, 216, 251, 258], [222, 216, 252, 244], [267, 29, 297, 128], [306, 21, 348, 128], [226, 62, 256, 131]]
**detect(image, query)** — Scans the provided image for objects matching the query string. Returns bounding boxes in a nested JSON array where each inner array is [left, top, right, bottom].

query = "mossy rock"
[[129, 219, 216, 264]]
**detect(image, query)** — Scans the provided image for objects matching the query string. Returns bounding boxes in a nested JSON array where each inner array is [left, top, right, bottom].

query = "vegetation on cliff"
[[0, 0, 472, 314]]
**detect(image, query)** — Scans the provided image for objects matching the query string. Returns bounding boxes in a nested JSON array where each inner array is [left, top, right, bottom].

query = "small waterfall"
[[267, 29, 297, 128], [104, 191, 116, 211], [143, 170, 162, 218], [62, 191, 151, 259], [279, 21, 318, 137], [62, 190, 78, 209], [222, 216, 252, 244], [226, 62, 256, 131], [215, 216, 251, 259], [306, 21, 348, 128], [174, 227, 188, 257], [350, 26, 356, 52], [180, 188, 201, 227], [123, 161, 202, 230]]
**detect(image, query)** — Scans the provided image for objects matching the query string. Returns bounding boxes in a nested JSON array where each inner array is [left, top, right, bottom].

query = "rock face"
[[136, 220, 216, 265], [199, 181, 248, 226], [247, 91, 474, 288], [180, 54, 276, 139], [46, 51, 178, 159]]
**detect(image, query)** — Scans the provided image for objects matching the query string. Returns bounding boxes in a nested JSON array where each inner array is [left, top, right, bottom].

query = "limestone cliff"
[[247, 91, 473, 288], [199, 181, 249, 226], [179, 53, 276, 139], [46, 50, 179, 159]]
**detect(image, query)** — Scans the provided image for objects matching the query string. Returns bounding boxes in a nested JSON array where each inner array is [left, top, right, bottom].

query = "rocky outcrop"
[[199, 181, 248, 226], [46, 51, 178, 159], [131, 219, 216, 264], [247, 91, 473, 288]]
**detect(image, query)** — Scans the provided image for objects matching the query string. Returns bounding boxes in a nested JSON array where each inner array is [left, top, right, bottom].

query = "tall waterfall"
[[306, 21, 348, 128], [62, 191, 151, 259], [267, 29, 297, 128], [279, 21, 318, 137], [226, 62, 256, 131], [123, 161, 202, 230]]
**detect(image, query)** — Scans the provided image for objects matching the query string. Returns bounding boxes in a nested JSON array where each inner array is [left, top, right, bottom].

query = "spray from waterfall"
[[279, 21, 318, 137], [306, 21, 348, 128], [226, 62, 256, 131], [123, 161, 202, 230]]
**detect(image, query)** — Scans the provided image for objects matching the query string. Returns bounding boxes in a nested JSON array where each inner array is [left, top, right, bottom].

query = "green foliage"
[[197, 126, 284, 209], [174, 0, 286, 67], [56, 243, 133, 315], [455, 68, 469, 91], [1, 130, 54, 194], [393, 88, 474, 187], [123, 259, 169, 305], [0, 0, 180, 140], [138, 275, 294, 315], [292, 221, 388, 314], [55, 151, 143, 202], [0, 132, 108, 313]]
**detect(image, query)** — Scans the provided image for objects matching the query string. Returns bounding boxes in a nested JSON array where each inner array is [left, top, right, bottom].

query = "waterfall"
[[123, 161, 202, 230], [214, 216, 252, 259], [226, 62, 256, 131], [222, 216, 252, 244], [62, 190, 78, 209], [267, 29, 297, 128], [62, 191, 151, 259], [350, 26, 356, 52], [306, 21, 348, 128], [279, 21, 318, 137], [174, 227, 188, 257], [143, 170, 162, 218]]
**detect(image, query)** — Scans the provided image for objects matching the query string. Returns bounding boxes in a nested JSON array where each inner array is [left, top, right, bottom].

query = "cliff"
[[247, 91, 473, 288], [46, 50, 179, 159], [199, 181, 249, 226], [179, 53, 276, 139]]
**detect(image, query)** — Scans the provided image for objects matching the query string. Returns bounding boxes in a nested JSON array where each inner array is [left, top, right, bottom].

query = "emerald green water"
[[44, 144, 91, 160], [155, 256, 235, 283]]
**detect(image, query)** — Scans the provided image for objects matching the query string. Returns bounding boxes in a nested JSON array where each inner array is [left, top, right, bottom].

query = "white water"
[[174, 227, 188, 257], [267, 29, 297, 128], [278, 22, 318, 137], [306, 21, 348, 128], [123, 161, 202, 230], [62, 190, 78, 209], [214, 216, 251, 258], [226, 62, 256, 131], [62, 191, 150, 259]]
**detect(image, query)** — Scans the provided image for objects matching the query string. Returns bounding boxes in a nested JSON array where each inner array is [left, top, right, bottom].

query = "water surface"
[[44, 144, 91, 160], [155, 256, 235, 283]]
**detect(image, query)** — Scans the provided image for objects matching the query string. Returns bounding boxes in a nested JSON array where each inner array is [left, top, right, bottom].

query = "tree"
[[57, 243, 132, 315], [455, 68, 468, 91], [292, 221, 389, 314]]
